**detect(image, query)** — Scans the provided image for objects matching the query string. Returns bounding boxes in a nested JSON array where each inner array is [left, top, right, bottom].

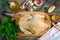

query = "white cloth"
[[38, 22, 60, 40]]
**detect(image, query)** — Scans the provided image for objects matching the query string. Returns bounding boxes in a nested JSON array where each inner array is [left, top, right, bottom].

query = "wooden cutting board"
[[12, 12, 51, 36]]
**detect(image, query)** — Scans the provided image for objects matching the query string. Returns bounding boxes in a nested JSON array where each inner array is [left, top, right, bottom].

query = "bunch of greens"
[[0, 17, 19, 40]]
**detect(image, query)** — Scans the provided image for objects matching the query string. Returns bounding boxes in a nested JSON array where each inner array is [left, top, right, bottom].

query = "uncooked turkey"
[[19, 14, 48, 35]]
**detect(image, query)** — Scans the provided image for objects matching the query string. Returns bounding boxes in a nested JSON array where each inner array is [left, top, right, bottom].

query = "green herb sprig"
[[0, 17, 19, 40]]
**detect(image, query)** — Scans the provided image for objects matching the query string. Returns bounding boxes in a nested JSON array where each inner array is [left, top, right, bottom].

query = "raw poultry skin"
[[19, 14, 48, 35]]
